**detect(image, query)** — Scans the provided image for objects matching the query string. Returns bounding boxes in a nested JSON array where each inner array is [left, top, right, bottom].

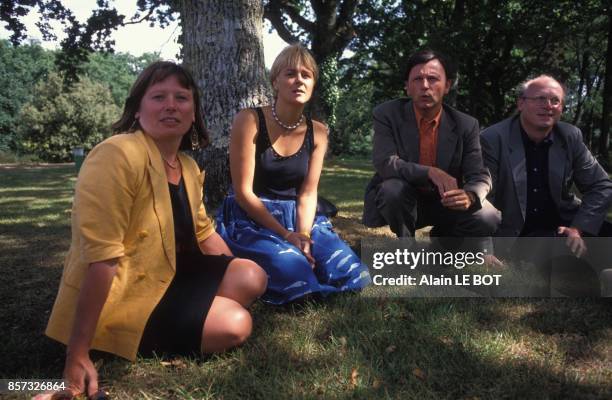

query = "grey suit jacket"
[[363, 98, 491, 226], [480, 115, 612, 236]]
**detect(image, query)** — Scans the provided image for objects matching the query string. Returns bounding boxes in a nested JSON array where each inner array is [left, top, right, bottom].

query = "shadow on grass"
[[111, 296, 609, 399], [326, 297, 611, 399], [3, 163, 611, 399], [518, 299, 612, 369], [5, 296, 611, 399], [0, 166, 74, 378], [83, 297, 610, 399]]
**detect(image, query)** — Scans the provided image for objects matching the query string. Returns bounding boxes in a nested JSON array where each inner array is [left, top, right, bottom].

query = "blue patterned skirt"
[[216, 194, 371, 304]]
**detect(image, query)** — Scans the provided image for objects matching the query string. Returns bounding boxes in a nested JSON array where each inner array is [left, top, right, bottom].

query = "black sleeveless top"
[[252, 107, 314, 199]]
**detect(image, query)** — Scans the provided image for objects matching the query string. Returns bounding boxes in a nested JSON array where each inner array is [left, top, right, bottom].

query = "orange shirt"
[[414, 105, 442, 167]]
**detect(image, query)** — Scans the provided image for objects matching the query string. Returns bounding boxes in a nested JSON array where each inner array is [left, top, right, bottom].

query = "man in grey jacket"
[[481, 75, 612, 257], [363, 50, 500, 240]]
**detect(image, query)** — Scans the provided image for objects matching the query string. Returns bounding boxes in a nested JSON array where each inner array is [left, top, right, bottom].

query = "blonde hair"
[[269, 44, 319, 88]]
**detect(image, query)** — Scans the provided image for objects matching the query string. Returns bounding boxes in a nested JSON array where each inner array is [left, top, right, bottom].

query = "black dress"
[[138, 177, 232, 357]]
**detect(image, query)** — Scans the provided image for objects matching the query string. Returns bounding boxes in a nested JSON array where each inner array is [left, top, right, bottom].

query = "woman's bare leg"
[[201, 258, 267, 353], [201, 296, 252, 353], [216, 258, 267, 307]]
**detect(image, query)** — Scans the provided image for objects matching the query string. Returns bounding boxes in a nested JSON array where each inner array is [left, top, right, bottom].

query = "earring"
[[191, 125, 199, 151], [129, 118, 139, 132]]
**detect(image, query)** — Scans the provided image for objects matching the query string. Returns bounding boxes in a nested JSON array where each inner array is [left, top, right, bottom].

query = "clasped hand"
[[428, 167, 473, 210], [285, 232, 315, 268]]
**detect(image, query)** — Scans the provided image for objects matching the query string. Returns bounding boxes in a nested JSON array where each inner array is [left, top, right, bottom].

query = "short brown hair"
[[112, 61, 209, 150], [403, 49, 456, 82], [269, 44, 319, 88]]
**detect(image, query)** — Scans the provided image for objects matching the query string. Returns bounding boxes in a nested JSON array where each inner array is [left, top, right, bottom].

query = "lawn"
[[1, 160, 611, 399]]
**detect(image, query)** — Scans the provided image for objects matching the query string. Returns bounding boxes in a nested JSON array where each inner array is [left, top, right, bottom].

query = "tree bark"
[[179, 0, 271, 205], [599, 6, 612, 169]]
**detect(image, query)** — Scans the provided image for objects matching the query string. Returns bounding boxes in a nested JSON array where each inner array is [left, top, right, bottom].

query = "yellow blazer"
[[45, 131, 215, 360]]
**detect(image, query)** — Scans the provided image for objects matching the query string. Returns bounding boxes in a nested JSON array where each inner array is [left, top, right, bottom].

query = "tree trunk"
[[179, 0, 271, 205], [583, 106, 594, 149], [599, 5, 612, 170]]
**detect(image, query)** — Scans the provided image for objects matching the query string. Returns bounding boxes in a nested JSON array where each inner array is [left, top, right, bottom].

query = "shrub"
[[332, 81, 374, 156], [19, 73, 120, 162]]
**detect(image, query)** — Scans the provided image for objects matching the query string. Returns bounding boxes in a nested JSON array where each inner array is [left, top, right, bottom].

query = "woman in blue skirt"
[[217, 44, 371, 304]]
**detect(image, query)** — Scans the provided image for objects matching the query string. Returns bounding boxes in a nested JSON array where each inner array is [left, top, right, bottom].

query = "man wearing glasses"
[[481, 75, 612, 256]]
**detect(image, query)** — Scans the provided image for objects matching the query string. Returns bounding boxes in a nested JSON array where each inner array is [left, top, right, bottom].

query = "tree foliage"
[[2, 0, 174, 81], [0, 39, 54, 151], [599, 5, 612, 167], [2, 0, 270, 202], [2, 0, 611, 166], [19, 72, 120, 162], [82, 51, 161, 107], [334, 79, 374, 155], [346, 0, 611, 163], [0, 38, 157, 159], [2, 0, 363, 157]]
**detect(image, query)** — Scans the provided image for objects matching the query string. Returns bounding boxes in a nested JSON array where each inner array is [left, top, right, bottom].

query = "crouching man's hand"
[[441, 189, 475, 211], [557, 226, 587, 258]]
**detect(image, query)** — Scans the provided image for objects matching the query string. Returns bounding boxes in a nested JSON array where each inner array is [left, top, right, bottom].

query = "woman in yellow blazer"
[[44, 61, 267, 399]]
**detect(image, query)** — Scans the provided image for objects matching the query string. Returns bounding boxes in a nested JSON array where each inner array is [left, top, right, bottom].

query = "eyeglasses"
[[521, 96, 562, 107]]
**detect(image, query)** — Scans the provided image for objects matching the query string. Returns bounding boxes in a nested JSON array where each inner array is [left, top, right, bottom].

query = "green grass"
[[1, 161, 611, 399]]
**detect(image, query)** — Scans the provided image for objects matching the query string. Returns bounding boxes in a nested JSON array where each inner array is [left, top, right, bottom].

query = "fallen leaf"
[[170, 359, 187, 369], [385, 345, 397, 354], [350, 368, 359, 386], [372, 378, 383, 389], [339, 336, 348, 347], [438, 336, 453, 345], [412, 367, 427, 381], [160, 359, 187, 369]]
